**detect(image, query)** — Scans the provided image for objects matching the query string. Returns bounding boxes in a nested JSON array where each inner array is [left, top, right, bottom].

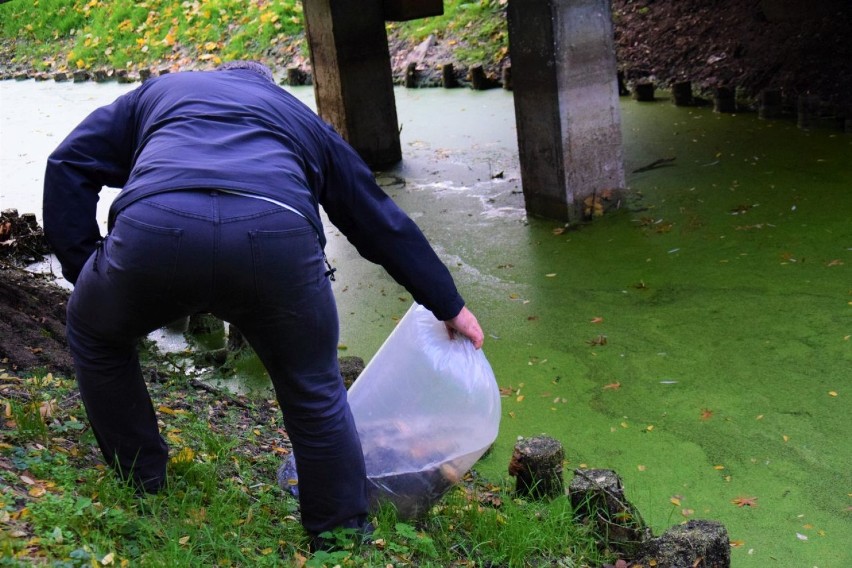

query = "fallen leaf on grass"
[[700, 408, 714, 421], [732, 496, 758, 507], [590, 316, 604, 324], [603, 382, 621, 390]]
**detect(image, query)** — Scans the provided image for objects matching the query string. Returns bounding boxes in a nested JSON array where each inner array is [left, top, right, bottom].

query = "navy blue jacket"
[[43, 68, 464, 321]]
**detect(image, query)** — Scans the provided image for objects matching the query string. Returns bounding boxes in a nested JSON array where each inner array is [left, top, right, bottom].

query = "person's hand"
[[445, 306, 484, 349]]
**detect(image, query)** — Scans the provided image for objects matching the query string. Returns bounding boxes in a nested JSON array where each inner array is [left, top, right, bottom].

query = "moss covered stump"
[[507, 435, 564, 499], [568, 469, 651, 556], [638, 519, 730, 568]]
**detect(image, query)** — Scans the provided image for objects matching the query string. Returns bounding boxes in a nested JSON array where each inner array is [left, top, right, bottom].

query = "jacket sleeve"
[[317, 129, 465, 322], [43, 92, 137, 284]]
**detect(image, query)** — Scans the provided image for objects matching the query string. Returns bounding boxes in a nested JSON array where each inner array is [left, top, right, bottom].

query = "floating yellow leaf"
[[828, 391, 838, 397], [545, 273, 557, 278], [713, 465, 726, 470], [179, 535, 190, 545], [516, 395, 525, 402], [637, 464, 646, 471], [670, 497, 681, 506], [783, 435, 790, 442]]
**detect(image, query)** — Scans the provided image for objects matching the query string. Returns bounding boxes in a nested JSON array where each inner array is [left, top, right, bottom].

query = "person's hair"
[[216, 60, 274, 83]]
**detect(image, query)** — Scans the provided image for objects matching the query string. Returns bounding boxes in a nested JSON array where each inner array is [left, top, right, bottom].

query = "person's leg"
[[211, 197, 368, 536], [66, 192, 215, 492]]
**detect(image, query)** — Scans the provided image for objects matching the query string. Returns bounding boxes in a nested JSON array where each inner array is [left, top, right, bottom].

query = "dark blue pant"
[[66, 190, 367, 535]]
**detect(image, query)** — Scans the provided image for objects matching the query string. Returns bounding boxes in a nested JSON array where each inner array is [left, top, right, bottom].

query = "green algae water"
[[335, 91, 851, 567], [2, 82, 850, 566]]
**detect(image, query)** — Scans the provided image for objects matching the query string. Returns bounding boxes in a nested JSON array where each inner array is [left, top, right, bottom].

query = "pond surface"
[[2, 79, 850, 567]]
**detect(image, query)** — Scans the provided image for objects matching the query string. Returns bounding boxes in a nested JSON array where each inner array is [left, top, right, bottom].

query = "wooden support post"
[[303, 0, 402, 167], [758, 89, 783, 119], [632, 81, 655, 101], [714, 86, 736, 113], [441, 63, 458, 88], [672, 81, 693, 106], [507, 0, 625, 222]]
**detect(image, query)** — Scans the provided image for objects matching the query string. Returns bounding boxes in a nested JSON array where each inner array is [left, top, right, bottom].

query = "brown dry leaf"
[[603, 382, 621, 390], [732, 496, 758, 507], [590, 316, 604, 324], [700, 408, 714, 421]]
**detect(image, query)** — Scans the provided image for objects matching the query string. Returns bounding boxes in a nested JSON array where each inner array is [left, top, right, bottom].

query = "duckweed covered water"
[[2, 81, 850, 566]]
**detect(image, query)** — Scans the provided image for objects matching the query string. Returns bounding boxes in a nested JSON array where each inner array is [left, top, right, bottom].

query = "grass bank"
[[1, 365, 613, 567], [0, 0, 507, 74]]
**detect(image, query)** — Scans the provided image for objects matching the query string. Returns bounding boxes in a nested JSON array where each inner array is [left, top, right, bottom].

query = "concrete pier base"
[[507, 0, 625, 222], [303, 0, 402, 167]]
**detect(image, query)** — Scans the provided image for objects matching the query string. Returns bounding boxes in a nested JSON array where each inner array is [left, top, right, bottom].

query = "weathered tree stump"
[[287, 67, 307, 86], [226, 325, 248, 351], [93, 69, 109, 82], [671, 81, 693, 106], [638, 519, 730, 568], [632, 82, 655, 102], [758, 88, 783, 119], [53, 72, 68, 82], [339, 355, 365, 389], [0, 209, 50, 264], [139, 68, 152, 82], [568, 469, 651, 555], [441, 63, 458, 88], [187, 313, 225, 336], [507, 435, 565, 499], [713, 86, 736, 113]]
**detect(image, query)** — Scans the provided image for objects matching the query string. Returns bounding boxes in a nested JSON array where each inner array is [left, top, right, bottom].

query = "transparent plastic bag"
[[347, 303, 501, 518]]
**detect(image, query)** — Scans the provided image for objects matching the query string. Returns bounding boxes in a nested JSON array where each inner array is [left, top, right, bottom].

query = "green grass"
[[0, 367, 614, 567], [0, 0, 506, 73]]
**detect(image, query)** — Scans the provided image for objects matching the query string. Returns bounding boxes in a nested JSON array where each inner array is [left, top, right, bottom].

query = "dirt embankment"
[[610, 0, 852, 107]]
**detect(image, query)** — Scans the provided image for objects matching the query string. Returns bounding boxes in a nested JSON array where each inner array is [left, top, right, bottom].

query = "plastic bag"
[[347, 303, 501, 518]]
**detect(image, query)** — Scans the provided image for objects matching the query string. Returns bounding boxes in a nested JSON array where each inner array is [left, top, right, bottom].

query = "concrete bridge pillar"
[[507, 0, 625, 222], [303, 0, 402, 167]]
